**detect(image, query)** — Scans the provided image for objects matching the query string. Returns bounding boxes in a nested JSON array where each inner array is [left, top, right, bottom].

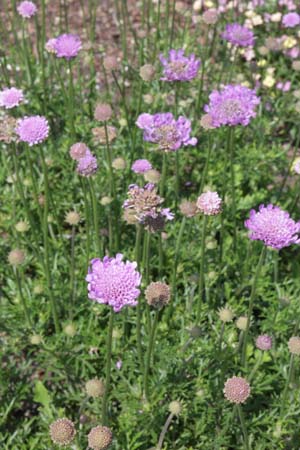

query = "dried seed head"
[[85, 379, 105, 398], [139, 64, 156, 81], [123, 209, 139, 225], [103, 55, 119, 70], [65, 211, 80, 226], [168, 400, 182, 415], [94, 103, 112, 122], [218, 307, 234, 323], [200, 113, 214, 130], [8, 249, 25, 266], [236, 316, 248, 331], [288, 336, 300, 355], [49, 418, 76, 447], [179, 199, 198, 217], [145, 281, 171, 308], [112, 157, 126, 170], [30, 334, 42, 345], [100, 196, 113, 206], [144, 169, 161, 183], [224, 376, 250, 404], [15, 221, 29, 232], [92, 126, 117, 144], [64, 323, 76, 337], [202, 9, 218, 25], [87, 425, 113, 450]]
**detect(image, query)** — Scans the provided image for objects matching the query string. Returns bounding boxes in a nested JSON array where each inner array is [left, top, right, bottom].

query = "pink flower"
[[15, 116, 49, 146], [224, 376, 251, 404], [196, 191, 222, 215], [54, 34, 82, 60], [255, 335, 272, 351], [17, 1, 37, 18], [131, 159, 152, 174], [0, 87, 24, 109]]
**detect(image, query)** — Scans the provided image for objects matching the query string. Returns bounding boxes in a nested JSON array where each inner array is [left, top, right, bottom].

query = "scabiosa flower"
[[204, 85, 260, 127], [8, 249, 25, 266], [0, 87, 24, 109], [180, 199, 198, 217], [218, 307, 234, 322], [159, 49, 201, 82], [245, 204, 300, 250], [282, 12, 300, 28], [136, 112, 197, 151], [69, 142, 89, 160], [15, 115, 49, 146], [54, 34, 82, 60], [86, 254, 141, 312], [256, 334, 272, 351], [76, 150, 98, 177], [85, 379, 105, 398], [288, 336, 300, 354], [222, 23, 255, 47], [131, 159, 152, 174], [17, 1, 37, 18], [45, 38, 57, 53], [88, 426, 113, 450], [145, 281, 171, 308], [197, 191, 222, 215], [49, 418, 76, 447], [94, 103, 112, 122], [223, 376, 251, 404]]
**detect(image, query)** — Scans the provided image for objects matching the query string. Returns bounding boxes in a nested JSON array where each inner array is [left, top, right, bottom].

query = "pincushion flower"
[[17, 1, 37, 18], [204, 85, 260, 127], [136, 112, 197, 151], [197, 191, 222, 215], [131, 159, 152, 174], [15, 115, 49, 146], [45, 38, 57, 53], [76, 149, 98, 177], [282, 12, 300, 28], [159, 49, 201, 82], [256, 334, 272, 351], [54, 34, 82, 59], [245, 204, 300, 250], [224, 376, 251, 404], [222, 23, 255, 47], [0, 88, 24, 109], [86, 254, 141, 312]]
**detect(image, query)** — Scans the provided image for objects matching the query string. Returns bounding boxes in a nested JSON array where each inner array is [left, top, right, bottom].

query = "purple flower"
[[245, 204, 300, 250], [116, 359, 122, 370], [54, 34, 82, 60], [256, 335, 272, 351], [282, 12, 300, 28], [0, 87, 24, 109], [86, 253, 141, 312], [204, 85, 260, 127], [76, 149, 98, 177], [17, 1, 37, 18], [159, 49, 201, 81], [222, 23, 255, 47], [15, 115, 49, 146], [131, 159, 152, 174], [45, 38, 57, 54], [136, 112, 197, 151]]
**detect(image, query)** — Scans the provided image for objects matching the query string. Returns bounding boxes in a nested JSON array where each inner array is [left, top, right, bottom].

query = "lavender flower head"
[[197, 191, 222, 215], [70, 142, 89, 160], [136, 112, 197, 151], [54, 34, 82, 59], [15, 115, 49, 146], [224, 376, 251, 404], [17, 1, 37, 18], [0, 87, 24, 109], [222, 23, 255, 47], [245, 204, 300, 250], [131, 159, 152, 174], [76, 149, 98, 177], [45, 38, 57, 53], [282, 12, 300, 28], [204, 85, 260, 127], [256, 334, 272, 351], [159, 49, 201, 82], [86, 253, 141, 312]]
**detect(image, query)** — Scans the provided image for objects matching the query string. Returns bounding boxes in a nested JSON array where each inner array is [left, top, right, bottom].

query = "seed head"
[[179, 199, 198, 217], [64, 323, 76, 337], [65, 211, 80, 226], [288, 336, 300, 355], [144, 169, 161, 183], [112, 157, 126, 170], [103, 55, 119, 70], [85, 379, 105, 398], [199, 113, 214, 130], [255, 334, 272, 351], [202, 9, 218, 25], [145, 281, 171, 308], [92, 126, 117, 144], [139, 64, 156, 82], [15, 221, 29, 232], [168, 401, 182, 415], [70, 142, 89, 160], [87, 426, 113, 450], [94, 104, 113, 122], [30, 334, 42, 345], [236, 316, 248, 331], [218, 307, 234, 323], [49, 418, 76, 447], [8, 249, 25, 266], [224, 376, 250, 404], [100, 196, 113, 206]]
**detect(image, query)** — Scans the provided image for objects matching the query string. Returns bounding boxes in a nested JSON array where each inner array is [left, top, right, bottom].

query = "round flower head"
[[69, 142, 89, 160], [86, 253, 141, 312], [245, 204, 300, 250], [54, 34, 82, 59], [202, 9, 218, 25], [49, 418, 76, 447], [0, 87, 24, 109], [112, 157, 126, 170], [17, 1, 37, 18], [131, 159, 152, 174], [224, 376, 250, 404], [236, 316, 248, 331], [168, 401, 182, 415], [136, 112, 197, 151], [76, 150, 98, 177], [15, 115, 49, 146], [85, 379, 105, 398], [292, 157, 300, 174], [139, 64, 156, 81], [196, 191, 222, 215], [92, 125, 117, 144], [145, 281, 171, 308], [200, 113, 214, 130], [180, 199, 198, 217], [288, 336, 300, 355], [159, 49, 201, 82], [15, 220, 29, 233], [94, 103, 112, 122], [88, 426, 113, 450], [256, 334, 272, 351], [0, 114, 17, 143], [144, 169, 161, 183], [222, 23, 255, 47], [282, 12, 300, 28], [65, 211, 80, 226], [8, 249, 25, 266], [45, 38, 57, 53], [204, 85, 260, 127], [218, 307, 234, 323]]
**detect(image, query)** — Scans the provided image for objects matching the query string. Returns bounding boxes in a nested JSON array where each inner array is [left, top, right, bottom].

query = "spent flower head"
[[145, 281, 171, 308], [159, 49, 201, 82], [49, 418, 76, 447], [69, 142, 89, 160], [288, 336, 300, 355], [88, 426, 113, 450]]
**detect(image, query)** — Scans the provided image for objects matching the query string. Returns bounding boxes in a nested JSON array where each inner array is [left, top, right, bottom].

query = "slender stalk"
[[196, 215, 208, 323], [15, 268, 32, 327], [281, 353, 294, 417], [102, 309, 114, 425], [68, 60, 76, 140], [236, 405, 249, 450], [160, 152, 167, 197], [104, 123, 116, 198], [241, 246, 266, 367], [157, 412, 175, 450], [144, 310, 159, 399], [69, 226, 76, 319], [227, 127, 237, 251], [135, 225, 144, 369], [248, 352, 263, 382], [88, 178, 101, 254], [199, 135, 213, 194], [172, 217, 186, 296]]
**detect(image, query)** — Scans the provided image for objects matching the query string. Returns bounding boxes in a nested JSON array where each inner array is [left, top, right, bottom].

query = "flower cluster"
[[123, 183, 174, 231], [204, 85, 260, 127], [245, 204, 300, 250], [86, 254, 141, 312], [159, 49, 201, 82], [136, 112, 197, 151], [221, 23, 255, 47], [15, 115, 49, 146], [0, 87, 24, 109]]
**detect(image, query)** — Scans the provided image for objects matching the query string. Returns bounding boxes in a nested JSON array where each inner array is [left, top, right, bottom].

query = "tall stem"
[[228, 127, 237, 252], [15, 268, 32, 327], [241, 246, 266, 366], [236, 405, 249, 450], [144, 310, 158, 399], [135, 225, 144, 369], [88, 178, 101, 254], [281, 353, 294, 417], [196, 215, 208, 323], [160, 152, 167, 197], [68, 60, 76, 140], [102, 309, 114, 425], [157, 413, 175, 450]]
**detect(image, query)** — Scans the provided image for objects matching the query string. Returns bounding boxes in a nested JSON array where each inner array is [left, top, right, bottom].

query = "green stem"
[[172, 217, 186, 296], [157, 412, 175, 450], [228, 127, 237, 252], [160, 152, 167, 197], [135, 225, 144, 369], [88, 178, 101, 255], [248, 352, 263, 382], [69, 226, 76, 319], [15, 268, 32, 327], [281, 353, 294, 417], [144, 311, 159, 399], [102, 309, 114, 425], [236, 405, 249, 450], [68, 60, 76, 140], [241, 246, 266, 367], [196, 215, 208, 323]]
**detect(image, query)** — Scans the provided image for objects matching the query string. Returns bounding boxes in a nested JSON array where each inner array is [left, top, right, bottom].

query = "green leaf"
[[33, 381, 51, 408]]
